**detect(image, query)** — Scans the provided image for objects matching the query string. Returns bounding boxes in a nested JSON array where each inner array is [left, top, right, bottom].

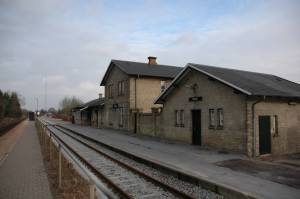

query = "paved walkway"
[[0, 120, 26, 166], [0, 121, 53, 199], [53, 119, 299, 199]]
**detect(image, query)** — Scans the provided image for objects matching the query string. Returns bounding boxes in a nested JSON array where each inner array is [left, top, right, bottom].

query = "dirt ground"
[[216, 154, 300, 189]]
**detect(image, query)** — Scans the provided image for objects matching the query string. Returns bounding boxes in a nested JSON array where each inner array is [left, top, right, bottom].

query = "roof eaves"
[[188, 63, 252, 95]]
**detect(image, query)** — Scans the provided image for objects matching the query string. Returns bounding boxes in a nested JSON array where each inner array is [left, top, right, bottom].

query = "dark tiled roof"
[[190, 63, 300, 97], [83, 98, 105, 107], [100, 60, 182, 85], [72, 98, 105, 111], [155, 63, 300, 104]]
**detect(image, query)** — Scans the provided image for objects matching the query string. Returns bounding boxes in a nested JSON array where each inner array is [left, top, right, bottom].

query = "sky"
[[0, 0, 300, 111]]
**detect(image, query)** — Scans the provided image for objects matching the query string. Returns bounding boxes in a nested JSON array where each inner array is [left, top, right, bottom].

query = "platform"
[[0, 121, 53, 199]]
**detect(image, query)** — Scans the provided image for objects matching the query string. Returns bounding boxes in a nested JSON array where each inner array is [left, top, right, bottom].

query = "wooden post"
[[42, 127, 44, 146], [58, 145, 62, 188], [89, 184, 96, 199], [49, 135, 52, 161], [44, 129, 47, 150]]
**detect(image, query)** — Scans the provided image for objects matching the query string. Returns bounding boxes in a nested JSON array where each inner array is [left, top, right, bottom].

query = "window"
[[161, 81, 166, 92], [118, 81, 125, 96], [175, 110, 184, 127], [108, 84, 114, 98], [119, 107, 124, 127], [217, 108, 224, 128], [209, 109, 215, 128], [272, 115, 278, 136]]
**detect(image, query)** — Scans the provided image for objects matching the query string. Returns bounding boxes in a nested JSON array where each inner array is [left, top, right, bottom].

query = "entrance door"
[[191, 110, 201, 145], [259, 116, 271, 154], [134, 112, 137, 134], [95, 110, 98, 127]]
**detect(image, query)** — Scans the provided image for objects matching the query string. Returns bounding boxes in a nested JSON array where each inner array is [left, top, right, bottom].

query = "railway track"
[[41, 119, 199, 199]]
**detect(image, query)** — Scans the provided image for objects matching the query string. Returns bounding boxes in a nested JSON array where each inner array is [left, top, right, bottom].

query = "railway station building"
[[72, 97, 105, 126], [73, 57, 300, 157], [99, 57, 181, 133], [154, 63, 300, 157]]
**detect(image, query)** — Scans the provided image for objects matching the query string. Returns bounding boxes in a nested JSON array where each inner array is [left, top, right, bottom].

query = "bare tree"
[[58, 96, 83, 116]]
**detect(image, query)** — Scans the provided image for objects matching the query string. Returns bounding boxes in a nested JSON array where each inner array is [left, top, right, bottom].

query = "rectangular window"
[[209, 109, 215, 128], [118, 81, 125, 96], [119, 107, 124, 126], [160, 80, 166, 93], [108, 84, 113, 98], [180, 110, 184, 126], [272, 115, 278, 136], [175, 109, 184, 127], [217, 108, 224, 128], [122, 81, 125, 95]]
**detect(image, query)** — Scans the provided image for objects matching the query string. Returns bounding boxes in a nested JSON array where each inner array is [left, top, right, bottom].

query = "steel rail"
[[39, 120, 115, 199], [52, 124, 195, 199], [40, 119, 133, 199]]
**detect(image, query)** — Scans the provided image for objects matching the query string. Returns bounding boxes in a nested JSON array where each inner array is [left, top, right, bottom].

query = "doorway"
[[134, 112, 137, 134], [191, 109, 201, 145], [259, 116, 271, 154], [95, 110, 98, 127]]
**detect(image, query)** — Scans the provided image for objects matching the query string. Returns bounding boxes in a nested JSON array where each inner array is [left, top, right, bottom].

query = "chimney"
[[99, 93, 103, 99], [148, 56, 157, 65]]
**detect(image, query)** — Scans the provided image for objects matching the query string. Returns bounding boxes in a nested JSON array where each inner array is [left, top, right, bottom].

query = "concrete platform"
[[0, 121, 53, 199], [52, 119, 300, 199]]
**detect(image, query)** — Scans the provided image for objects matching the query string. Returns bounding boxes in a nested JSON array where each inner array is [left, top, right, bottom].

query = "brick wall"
[[103, 66, 130, 131], [129, 77, 171, 113], [138, 111, 161, 137], [159, 70, 248, 153], [250, 100, 300, 156]]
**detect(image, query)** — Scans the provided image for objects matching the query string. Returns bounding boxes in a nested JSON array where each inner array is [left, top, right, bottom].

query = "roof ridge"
[[112, 59, 181, 68], [188, 63, 274, 77]]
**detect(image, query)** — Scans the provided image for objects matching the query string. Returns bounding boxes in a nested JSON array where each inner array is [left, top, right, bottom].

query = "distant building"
[[72, 97, 104, 126], [155, 63, 300, 157]]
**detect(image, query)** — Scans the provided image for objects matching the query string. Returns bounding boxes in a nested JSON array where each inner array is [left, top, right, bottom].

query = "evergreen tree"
[[0, 90, 3, 119], [8, 92, 22, 117], [3, 92, 10, 117]]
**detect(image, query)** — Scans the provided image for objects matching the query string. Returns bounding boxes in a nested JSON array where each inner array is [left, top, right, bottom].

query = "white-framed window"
[[217, 108, 224, 128], [209, 109, 215, 128], [175, 109, 184, 127], [160, 80, 166, 92]]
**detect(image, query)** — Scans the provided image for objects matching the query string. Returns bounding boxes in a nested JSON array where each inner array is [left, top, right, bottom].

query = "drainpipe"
[[251, 96, 265, 157]]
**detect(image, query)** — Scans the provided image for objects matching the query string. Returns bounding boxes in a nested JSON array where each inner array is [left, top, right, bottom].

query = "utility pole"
[[44, 76, 47, 112], [35, 97, 39, 112]]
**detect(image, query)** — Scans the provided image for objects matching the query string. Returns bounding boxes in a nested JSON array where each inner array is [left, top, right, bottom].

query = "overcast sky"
[[1, 0, 299, 111]]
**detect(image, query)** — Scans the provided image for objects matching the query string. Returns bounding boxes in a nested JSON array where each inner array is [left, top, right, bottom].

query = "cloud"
[[0, 0, 299, 110]]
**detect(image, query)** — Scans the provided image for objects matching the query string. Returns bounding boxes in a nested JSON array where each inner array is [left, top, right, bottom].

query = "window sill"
[[216, 126, 223, 130], [209, 126, 215, 129], [175, 124, 185, 128]]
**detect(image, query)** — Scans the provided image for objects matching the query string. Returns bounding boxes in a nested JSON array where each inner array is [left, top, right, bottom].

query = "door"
[[95, 110, 98, 127], [259, 116, 271, 154], [134, 112, 137, 134], [191, 110, 201, 145]]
